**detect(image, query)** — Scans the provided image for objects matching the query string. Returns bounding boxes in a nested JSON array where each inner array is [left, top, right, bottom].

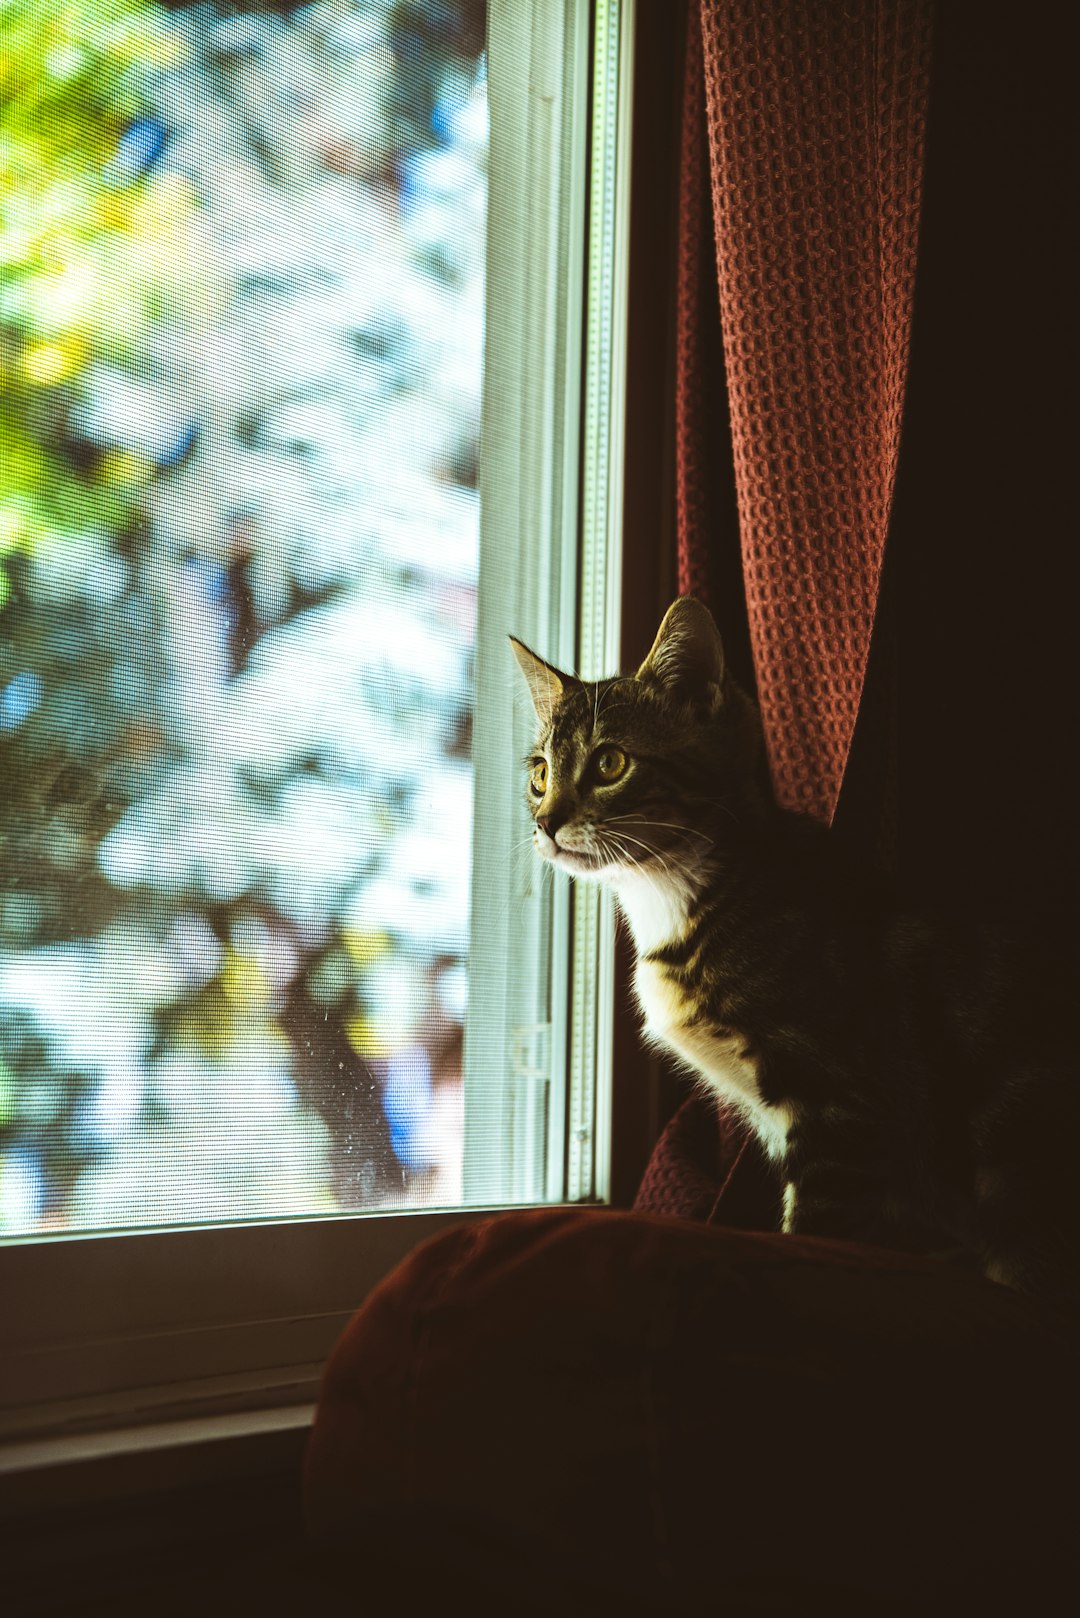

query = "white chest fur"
[[608, 866, 692, 958]]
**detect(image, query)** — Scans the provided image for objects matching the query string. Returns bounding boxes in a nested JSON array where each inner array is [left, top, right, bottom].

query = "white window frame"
[[0, 0, 635, 1477]]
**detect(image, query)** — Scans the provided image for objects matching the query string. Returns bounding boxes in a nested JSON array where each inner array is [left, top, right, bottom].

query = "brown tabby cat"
[[512, 595, 1077, 1324]]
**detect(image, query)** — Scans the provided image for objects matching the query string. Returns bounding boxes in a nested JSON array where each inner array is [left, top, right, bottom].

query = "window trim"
[[567, 0, 636, 1204], [463, 0, 594, 1208]]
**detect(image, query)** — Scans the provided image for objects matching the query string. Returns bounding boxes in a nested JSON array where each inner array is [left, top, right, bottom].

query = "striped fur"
[[512, 598, 1078, 1325]]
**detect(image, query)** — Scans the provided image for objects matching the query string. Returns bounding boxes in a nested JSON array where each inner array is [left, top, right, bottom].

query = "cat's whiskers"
[[592, 677, 628, 732], [507, 839, 535, 883], [592, 683, 637, 731], [605, 814, 712, 853], [507, 834, 558, 915], [594, 830, 664, 900], [600, 823, 696, 879], [596, 827, 690, 907], [699, 795, 741, 828]]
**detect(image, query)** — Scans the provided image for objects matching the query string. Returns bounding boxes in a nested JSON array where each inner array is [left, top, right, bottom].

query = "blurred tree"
[[1, 0, 195, 1220], [1, 0, 193, 942], [1, 1, 486, 1232]]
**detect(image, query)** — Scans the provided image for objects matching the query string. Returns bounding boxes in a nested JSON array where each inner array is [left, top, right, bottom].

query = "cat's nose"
[[537, 813, 563, 841]]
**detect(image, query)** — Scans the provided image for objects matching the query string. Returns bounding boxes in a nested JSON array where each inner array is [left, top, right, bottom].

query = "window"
[[1, 0, 633, 1447]]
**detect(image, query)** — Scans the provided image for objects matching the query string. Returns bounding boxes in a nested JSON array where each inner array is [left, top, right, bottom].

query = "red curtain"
[[677, 1, 934, 825]]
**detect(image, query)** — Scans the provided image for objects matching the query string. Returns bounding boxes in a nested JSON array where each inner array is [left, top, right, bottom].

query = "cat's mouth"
[[536, 836, 610, 874], [552, 847, 607, 873]]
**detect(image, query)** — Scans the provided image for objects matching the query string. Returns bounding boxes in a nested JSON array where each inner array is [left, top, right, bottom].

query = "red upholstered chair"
[[303, 1104, 1077, 1614]]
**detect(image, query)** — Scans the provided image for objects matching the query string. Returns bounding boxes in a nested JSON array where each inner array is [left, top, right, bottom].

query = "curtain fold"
[[678, 0, 934, 824], [674, 4, 715, 605]]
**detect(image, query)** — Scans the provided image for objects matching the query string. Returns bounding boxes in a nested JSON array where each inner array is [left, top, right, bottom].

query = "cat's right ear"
[[637, 596, 726, 707], [509, 637, 566, 722]]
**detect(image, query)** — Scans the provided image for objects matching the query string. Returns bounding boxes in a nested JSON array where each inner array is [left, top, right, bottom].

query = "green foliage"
[[0, 0, 190, 579], [0, 1010, 102, 1212], [0, 1, 191, 948]]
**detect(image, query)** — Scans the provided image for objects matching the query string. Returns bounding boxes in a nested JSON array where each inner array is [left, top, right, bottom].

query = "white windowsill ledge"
[[0, 1401, 315, 1479]]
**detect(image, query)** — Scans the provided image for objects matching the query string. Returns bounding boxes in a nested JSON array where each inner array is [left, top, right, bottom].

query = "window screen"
[[1, 0, 502, 1232]]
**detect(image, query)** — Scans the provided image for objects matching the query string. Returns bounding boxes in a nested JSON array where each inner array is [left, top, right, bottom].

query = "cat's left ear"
[[637, 596, 726, 706], [510, 636, 567, 722]]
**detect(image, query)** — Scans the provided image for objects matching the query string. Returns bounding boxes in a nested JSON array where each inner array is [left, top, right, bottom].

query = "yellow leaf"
[[342, 928, 391, 966], [344, 1014, 388, 1058], [100, 448, 151, 487], [220, 950, 270, 1012], [22, 338, 84, 383]]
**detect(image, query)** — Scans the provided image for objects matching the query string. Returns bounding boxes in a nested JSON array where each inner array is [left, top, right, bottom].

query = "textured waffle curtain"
[[677, 0, 934, 825]]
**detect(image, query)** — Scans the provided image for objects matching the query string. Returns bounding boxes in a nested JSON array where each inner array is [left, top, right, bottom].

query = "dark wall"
[[612, 0, 688, 1204], [839, 0, 1078, 919]]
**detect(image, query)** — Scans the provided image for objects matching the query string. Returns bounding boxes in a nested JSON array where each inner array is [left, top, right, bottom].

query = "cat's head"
[[510, 596, 765, 884]]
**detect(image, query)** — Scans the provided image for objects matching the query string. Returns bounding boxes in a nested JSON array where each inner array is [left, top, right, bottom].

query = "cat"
[[511, 595, 1078, 1325]]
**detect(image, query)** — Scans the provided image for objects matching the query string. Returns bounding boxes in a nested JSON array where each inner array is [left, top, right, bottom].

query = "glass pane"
[[0, 0, 496, 1232]]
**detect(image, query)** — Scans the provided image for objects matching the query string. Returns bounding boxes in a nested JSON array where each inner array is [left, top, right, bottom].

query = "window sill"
[[0, 1399, 314, 1516]]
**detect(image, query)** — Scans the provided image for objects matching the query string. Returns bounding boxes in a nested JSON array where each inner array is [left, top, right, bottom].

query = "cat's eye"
[[594, 747, 628, 783], [529, 758, 549, 797]]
